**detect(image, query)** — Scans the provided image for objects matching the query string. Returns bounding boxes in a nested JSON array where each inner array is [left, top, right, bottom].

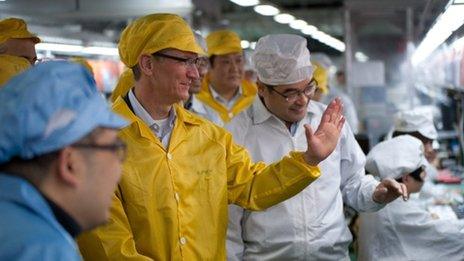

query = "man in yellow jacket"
[[196, 30, 257, 123], [0, 18, 40, 65], [77, 13, 345, 260]]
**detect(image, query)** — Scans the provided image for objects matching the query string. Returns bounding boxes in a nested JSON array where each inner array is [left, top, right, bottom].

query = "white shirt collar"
[[209, 85, 242, 110]]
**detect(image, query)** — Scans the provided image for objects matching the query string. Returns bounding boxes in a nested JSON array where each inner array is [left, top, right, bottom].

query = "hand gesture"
[[373, 178, 409, 204], [304, 98, 345, 165]]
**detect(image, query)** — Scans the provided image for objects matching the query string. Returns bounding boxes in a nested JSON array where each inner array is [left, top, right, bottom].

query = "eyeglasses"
[[265, 79, 318, 102], [409, 167, 425, 182], [152, 52, 205, 69], [72, 141, 127, 162]]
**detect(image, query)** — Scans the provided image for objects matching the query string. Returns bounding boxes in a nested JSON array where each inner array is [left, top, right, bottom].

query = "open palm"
[[304, 98, 345, 166]]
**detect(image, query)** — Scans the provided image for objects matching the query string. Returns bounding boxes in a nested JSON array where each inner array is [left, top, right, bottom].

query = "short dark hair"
[[392, 131, 432, 144], [132, 65, 141, 81], [209, 55, 216, 68]]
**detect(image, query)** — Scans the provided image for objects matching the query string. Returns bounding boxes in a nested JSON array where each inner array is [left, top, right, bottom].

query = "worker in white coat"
[[226, 34, 408, 261], [358, 135, 464, 261], [387, 109, 441, 201]]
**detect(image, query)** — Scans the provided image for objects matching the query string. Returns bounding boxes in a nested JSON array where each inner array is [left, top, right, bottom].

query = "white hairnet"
[[366, 135, 427, 180], [252, 34, 313, 85], [394, 109, 438, 140]]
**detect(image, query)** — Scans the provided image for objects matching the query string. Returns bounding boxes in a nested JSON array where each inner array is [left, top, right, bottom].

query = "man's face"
[[149, 49, 200, 103], [190, 56, 209, 94], [3, 38, 37, 65], [404, 169, 426, 194], [422, 140, 436, 163], [78, 128, 125, 230], [259, 78, 314, 125], [209, 52, 244, 90]]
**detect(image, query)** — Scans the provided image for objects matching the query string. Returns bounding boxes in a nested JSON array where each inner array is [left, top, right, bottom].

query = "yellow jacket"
[[196, 76, 257, 123], [78, 97, 320, 261]]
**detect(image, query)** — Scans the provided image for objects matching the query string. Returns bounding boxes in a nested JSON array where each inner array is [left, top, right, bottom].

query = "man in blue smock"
[[0, 62, 127, 260]]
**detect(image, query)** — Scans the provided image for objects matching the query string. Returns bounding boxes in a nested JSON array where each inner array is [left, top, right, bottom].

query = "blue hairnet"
[[0, 61, 127, 164]]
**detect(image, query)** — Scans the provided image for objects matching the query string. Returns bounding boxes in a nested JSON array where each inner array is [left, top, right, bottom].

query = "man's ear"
[[138, 54, 155, 77], [56, 147, 82, 188]]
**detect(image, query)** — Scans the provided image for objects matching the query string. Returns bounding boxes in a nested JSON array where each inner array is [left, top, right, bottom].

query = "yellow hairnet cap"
[[70, 57, 94, 76], [0, 18, 40, 44], [206, 30, 242, 57], [110, 69, 135, 102], [0, 54, 31, 86], [118, 13, 205, 68], [313, 62, 328, 94]]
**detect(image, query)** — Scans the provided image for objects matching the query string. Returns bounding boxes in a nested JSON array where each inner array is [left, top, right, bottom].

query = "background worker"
[[197, 29, 257, 123], [184, 31, 223, 126], [0, 62, 127, 260], [0, 17, 40, 65], [358, 135, 464, 261], [0, 54, 31, 86]]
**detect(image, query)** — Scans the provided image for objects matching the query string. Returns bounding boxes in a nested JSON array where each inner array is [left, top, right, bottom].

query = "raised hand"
[[303, 98, 345, 166], [373, 178, 409, 203]]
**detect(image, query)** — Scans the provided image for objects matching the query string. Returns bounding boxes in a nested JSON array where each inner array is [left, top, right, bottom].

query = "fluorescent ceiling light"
[[250, 42, 257, 50], [36, 42, 119, 56], [355, 52, 369, 62], [241, 40, 250, 49], [273, 13, 295, 24], [453, 0, 464, 4], [289, 19, 307, 30], [412, 3, 464, 66], [301, 25, 317, 35], [82, 46, 119, 56], [254, 5, 280, 16], [230, 0, 259, 7]]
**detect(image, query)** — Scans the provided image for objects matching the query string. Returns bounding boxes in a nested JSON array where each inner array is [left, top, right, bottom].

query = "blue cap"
[[0, 61, 128, 164]]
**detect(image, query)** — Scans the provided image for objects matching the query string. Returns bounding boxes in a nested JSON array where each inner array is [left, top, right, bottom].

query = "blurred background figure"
[[0, 62, 127, 260], [184, 31, 223, 126], [197, 29, 257, 123], [358, 135, 464, 261], [0, 54, 30, 86], [0, 18, 40, 65]]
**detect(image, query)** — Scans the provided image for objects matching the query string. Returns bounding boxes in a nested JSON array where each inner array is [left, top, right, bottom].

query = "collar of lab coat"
[[251, 96, 317, 126]]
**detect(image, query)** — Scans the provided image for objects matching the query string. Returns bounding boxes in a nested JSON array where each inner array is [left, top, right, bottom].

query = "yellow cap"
[[118, 13, 205, 68], [0, 18, 40, 44], [70, 57, 94, 76], [0, 54, 31, 86], [206, 30, 242, 57], [110, 69, 135, 102], [313, 62, 328, 94]]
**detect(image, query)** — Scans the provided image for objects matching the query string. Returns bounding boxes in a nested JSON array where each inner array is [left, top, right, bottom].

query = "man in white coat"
[[226, 34, 407, 260], [358, 135, 464, 261]]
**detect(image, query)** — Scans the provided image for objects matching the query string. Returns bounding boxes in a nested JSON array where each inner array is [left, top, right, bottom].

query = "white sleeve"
[[226, 205, 245, 261], [389, 203, 464, 259], [339, 124, 383, 212]]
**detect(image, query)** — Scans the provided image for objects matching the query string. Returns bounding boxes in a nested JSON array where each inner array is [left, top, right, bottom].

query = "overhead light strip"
[[412, 1, 464, 66]]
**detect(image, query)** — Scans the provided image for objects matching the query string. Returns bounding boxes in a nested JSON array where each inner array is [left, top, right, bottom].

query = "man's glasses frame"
[[264, 79, 318, 102]]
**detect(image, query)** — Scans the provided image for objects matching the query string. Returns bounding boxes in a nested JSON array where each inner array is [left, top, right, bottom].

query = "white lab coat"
[[358, 198, 464, 261], [226, 97, 381, 260], [189, 95, 223, 126]]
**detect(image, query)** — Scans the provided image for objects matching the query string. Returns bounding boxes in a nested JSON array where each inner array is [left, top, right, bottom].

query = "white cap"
[[366, 135, 427, 180], [252, 34, 313, 85], [394, 109, 438, 140], [311, 53, 332, 70]]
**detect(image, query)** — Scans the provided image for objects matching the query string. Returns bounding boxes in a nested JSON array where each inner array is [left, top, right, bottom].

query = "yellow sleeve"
[[77, 186, 153, 261], [225, 133, 321, 211]]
